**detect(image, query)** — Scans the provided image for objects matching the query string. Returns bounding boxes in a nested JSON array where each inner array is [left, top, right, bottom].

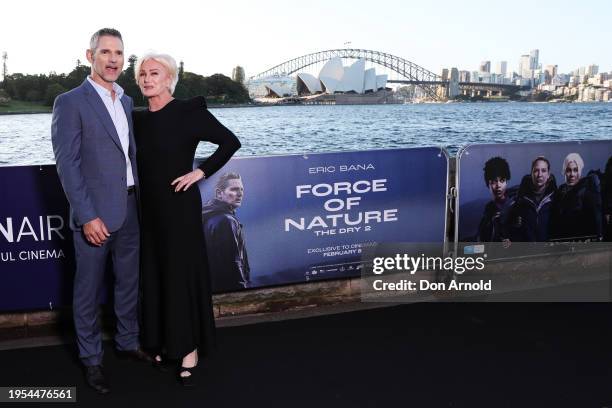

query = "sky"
[[1, 0, 610, 79]]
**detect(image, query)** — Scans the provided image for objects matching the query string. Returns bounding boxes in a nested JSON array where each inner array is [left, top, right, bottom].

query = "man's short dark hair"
[[215, 172, 242, 192], [483, 157, 510, 186], [531, 156, 550, 172], [89, 28, 123, 53]]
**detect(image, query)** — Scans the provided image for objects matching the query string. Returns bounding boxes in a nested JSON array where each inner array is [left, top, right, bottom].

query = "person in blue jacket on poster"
[[507, 156, 557, 242], [202, 172, 251, 292]]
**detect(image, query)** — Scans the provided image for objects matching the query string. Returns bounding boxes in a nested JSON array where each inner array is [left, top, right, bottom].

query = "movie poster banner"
[[0, 165, 74, 311], [0, 147, 448, 311], [196, 147, 448, 293], [456, 140, 612, 259]]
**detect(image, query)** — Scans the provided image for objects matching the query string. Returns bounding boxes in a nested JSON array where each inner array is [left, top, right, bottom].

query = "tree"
[[1, 59, 250, 106], [0, 88, 10, 106], [64, 64, 89, 90], [127, 54, 137, 71], [173, 82, 189, 99], [5, 73, 44, 100], [117, 55, 143, 104], [25, 89, 42, 102], [177, 71, 208, 98], [203, 74, 250, 103], [44, 83, 67, 106]]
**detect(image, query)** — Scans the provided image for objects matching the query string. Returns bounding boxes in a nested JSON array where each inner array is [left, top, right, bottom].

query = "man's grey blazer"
[[52, 79, 138, 232]]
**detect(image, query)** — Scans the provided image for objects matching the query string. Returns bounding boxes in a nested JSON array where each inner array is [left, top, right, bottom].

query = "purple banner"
[[0, 165, 74, 311]]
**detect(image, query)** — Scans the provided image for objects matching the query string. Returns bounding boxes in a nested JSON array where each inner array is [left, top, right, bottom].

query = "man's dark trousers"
[[72, 192, 140, 366]]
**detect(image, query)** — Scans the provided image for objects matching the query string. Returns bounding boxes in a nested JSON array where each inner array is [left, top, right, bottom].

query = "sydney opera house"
[[250, 57, 388, 99], [295, 57, 388, 96]]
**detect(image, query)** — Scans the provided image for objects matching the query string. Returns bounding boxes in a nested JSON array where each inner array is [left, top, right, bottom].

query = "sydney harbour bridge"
[[249, 49, 521, 101]]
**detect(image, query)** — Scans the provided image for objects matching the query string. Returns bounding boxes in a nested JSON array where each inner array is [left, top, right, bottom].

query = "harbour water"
[[1, 102, 611, 166]]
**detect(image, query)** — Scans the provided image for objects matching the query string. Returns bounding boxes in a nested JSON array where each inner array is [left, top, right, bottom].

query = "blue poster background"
[[0, 147, 448, 310], [457, 140, 612, 241], [0, 165, 74, 311], [196, 147, 448, 290]]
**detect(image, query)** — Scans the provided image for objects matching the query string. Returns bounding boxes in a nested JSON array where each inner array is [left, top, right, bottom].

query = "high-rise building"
[[552, 74, 569, 86], [494, 61, 507, 76], [544, 65, 557, 85], [529, 49, 539, 70], [479, 61, 491, 73], [578, 66, 586, 76], [544, 65, 557, 78], [586, 64, 599, 76], [471, 71, 481, 83], [519, 54, 531, 79], [232, 66, 246, 84], [459, 70, 470, 82], [441, 68, 449, 81], [534, 70, 545, 86], [448, 68, 460, 98]]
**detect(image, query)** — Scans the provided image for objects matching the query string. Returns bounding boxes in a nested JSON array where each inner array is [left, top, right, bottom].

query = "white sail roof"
[[297, 73, 322, 94], [364, 68, 376, 92], [338, 59, 365, 93], [265, 83, 292, 97], [319, 57, 344, 93]]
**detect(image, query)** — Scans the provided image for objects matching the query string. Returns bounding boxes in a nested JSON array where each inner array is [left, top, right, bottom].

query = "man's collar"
[[212, 198, 237, 214], [86, 75, 124, 99]]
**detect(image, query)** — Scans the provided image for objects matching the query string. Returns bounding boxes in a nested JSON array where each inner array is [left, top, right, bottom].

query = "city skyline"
[[460, 52, 601, 79], [1, 0, 610, 79]]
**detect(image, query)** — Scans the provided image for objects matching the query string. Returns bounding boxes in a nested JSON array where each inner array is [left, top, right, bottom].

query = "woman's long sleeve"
[[190, 96, 241, 178]]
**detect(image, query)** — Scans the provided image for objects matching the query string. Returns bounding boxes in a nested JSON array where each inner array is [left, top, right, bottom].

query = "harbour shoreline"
[[2, 99, 611, 115]]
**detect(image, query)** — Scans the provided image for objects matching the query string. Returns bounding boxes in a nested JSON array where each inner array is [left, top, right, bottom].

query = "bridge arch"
[[249, 49, 441, 99]]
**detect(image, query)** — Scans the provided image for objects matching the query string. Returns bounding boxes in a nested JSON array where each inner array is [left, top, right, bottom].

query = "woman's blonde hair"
[[134, 52, 179, 94], [563, 152, 584, 177]]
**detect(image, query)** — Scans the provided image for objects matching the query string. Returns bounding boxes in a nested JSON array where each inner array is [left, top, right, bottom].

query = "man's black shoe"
[[85, 365, 110, 394], [152, 356, 170, 372], [116, 348, 154, 363]]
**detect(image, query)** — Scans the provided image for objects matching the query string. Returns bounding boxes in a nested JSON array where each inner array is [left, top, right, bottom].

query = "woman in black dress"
[[133, 52, 240, 385]]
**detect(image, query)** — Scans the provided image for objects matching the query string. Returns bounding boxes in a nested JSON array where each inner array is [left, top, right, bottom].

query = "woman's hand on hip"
[[171, 169, 205, 192]]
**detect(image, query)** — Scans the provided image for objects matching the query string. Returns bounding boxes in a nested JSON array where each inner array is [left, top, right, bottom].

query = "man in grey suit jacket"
[[52, 28, 151, 394]]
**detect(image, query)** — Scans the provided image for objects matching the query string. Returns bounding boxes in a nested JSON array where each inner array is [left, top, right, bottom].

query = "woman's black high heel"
[[178, 366, 197, 387]]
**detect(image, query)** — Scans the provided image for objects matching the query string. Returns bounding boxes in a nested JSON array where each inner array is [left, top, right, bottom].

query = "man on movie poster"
[[202, 172, 251, 292]]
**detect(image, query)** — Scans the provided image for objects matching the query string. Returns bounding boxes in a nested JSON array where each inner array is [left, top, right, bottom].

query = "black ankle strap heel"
[[178, 366, 197, 387]]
